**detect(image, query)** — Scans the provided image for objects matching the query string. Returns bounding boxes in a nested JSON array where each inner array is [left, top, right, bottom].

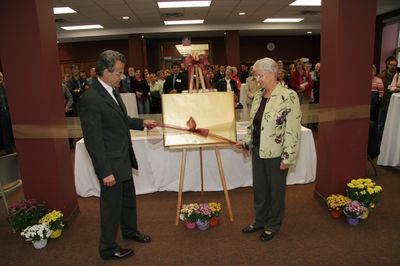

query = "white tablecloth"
[[239, 84, 247, 106], [377, 93, 400, 167], [120, 93, 138, 117], [74, 125, 317, 197]]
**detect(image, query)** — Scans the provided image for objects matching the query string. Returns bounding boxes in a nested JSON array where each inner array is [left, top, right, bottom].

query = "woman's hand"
[[234, 142, 250, 157], [280, 162, 290, 170]]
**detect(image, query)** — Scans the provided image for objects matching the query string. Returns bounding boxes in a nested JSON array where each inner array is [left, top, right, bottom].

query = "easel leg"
[[176, 149, 187, 226], [215, 148, 234, 222], [200, 147, 204, 197]]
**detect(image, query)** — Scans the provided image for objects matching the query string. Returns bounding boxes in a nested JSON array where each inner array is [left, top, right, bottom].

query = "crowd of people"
[[61, 57, 322, 116]]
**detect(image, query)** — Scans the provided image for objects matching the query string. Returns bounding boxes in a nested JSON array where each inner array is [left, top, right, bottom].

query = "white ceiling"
[[53, 0, 400, 42]]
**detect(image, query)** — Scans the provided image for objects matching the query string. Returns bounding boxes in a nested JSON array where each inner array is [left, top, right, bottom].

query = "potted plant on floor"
[[20, 223, 52, 249], [8, 199, 47, 232], [180, 203, 199, 229], [39, 210, 64, 238], [195, 203, 212, 230], [326, 194, 349, 218], [208, 202, 222, 227], [343, 200, 368, 225]]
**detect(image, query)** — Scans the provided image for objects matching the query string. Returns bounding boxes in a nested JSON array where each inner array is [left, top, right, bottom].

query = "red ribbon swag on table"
[[184, 54, 211, 92], [155, 117, 236, 145]]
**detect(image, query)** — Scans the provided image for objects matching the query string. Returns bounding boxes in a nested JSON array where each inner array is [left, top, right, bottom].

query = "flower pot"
[[196, 220, 210, 230], [50, 229, 62, 239], [185, 221, 196, 229], [346, 216, 360, 225], [329, 210, 342, 219], [32, 239, 47, 249], [210, 217, 219, 227]]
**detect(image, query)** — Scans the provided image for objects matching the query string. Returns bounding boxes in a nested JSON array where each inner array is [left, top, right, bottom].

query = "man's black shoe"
[[241, 224, 262, 234], [260, 231, 275, 241], [100, 247, 134, 260], [123, 231, 152, 243]]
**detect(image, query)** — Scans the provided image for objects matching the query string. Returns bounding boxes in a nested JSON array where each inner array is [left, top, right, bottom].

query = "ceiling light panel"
[[53, 7, 77, 14], [164, 20, 204, 25], [61, 24, 104, 30], [158, 1, 212, 8], [263, 18, 304, 23], [289, 0, 321, 6]]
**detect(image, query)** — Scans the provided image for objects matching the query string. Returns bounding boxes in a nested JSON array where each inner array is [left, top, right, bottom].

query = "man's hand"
[[144, 119, 158, 130], [169, 89, 177, 94], [103, 174, 116, 186]]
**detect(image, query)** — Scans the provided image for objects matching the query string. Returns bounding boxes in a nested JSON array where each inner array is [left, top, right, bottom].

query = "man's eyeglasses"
[[388, 64, 397, 67]]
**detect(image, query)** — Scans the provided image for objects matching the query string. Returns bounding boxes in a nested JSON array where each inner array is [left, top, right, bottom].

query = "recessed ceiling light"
[[239, 12, 246, 16], [289, 0, 321, 6], [122, 16, 130, 20], [307, 31, 312, 34], [53, 7, 77, 14], [61, 24, 104, 30], [263, 18, 304, 23], [158, 1, 211, 8], [164, 20, 204, 25]]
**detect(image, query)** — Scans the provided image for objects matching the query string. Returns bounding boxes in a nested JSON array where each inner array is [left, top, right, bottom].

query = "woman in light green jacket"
[[236, 57, 302, 241]]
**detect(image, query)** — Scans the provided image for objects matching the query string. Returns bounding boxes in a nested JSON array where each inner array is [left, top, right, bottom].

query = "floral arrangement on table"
[[179, 203, 199, 223], [343, 200, 368, 219], [39, 210, 64, 238], [346, 178, 383, 209], [8, 199, 47, 232]]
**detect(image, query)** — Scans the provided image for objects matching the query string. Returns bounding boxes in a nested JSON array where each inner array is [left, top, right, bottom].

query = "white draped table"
[[74, 125, 316, 197], [120, 93, 138, 117], [377, 93, 400, 168]]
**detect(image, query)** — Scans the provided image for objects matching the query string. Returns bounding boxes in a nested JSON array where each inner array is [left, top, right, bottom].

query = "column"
[[315, 0, 377, 200], [0, 0, 79, 222], [225, 30, 240, 67]]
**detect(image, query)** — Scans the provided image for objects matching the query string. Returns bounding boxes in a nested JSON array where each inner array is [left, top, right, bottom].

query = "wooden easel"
[[174, 144, 234, 226]]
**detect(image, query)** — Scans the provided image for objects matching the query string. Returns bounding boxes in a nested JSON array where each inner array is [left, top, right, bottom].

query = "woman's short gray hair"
[[96, 50, 126, 76], [253, 57, 278, 76]]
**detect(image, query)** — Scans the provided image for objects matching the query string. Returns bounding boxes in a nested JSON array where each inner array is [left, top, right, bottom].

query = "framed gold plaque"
[[161, 92, 236, 147]]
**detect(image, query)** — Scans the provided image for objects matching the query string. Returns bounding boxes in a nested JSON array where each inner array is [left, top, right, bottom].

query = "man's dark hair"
[[171, 61, 181, 68], [96, 50, 126, 76], [385, 55, 397, 64]]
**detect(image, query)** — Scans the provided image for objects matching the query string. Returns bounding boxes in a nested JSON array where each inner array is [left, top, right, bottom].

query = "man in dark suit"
[[163, 61, 188, 93], [80, 50, 157, 260]]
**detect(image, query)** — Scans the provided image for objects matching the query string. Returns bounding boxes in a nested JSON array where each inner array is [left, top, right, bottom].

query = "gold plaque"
[[161, 92, 236, 147]]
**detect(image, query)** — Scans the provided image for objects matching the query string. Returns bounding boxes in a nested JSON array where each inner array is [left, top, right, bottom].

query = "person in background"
[[239, 62, 249, 83], [231, 66, 242, 90], [148, 73, 163, 113], [370, 65, 384, 124], [0, 71, 15, 154], [66, 64, 85, 116], [156, 70, 166, 86], [130, 69, 150, 114], [236, 57, 301, 242], [312, 63, 320, 104], [214, 65, 226, 81], [80, 50, 157, 261], [277, 60, 284, 70], [290, 59, 313, 104], [277, 69, 289, 88], [122, 67, 135, 92], [378, 56, 398, 138], [87, 67, 97, 86], [62, 76, 74, 149], [163, 61, 187, 93], [207, 70, 218, 89], [245, 66, 261, 107]]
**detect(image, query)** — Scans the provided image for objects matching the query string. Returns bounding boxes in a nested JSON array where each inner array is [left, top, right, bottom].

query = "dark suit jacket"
[[80, 79, 144, 183], [163, 72, 188, 93], [217, 78, 239, 96]]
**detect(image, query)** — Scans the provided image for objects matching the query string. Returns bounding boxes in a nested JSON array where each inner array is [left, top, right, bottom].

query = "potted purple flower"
[[343, 200, 367, 225], [195, 203, 212, 230]]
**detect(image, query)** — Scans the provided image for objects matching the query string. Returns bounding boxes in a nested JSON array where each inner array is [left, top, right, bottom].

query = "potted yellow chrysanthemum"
[[326, 194, 350, 218], [39, 210, 64, 238]]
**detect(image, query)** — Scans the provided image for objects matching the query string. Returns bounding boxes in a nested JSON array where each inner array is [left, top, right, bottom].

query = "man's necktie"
[[112, 89, 126, 115], [173, 74, 177, 89]]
